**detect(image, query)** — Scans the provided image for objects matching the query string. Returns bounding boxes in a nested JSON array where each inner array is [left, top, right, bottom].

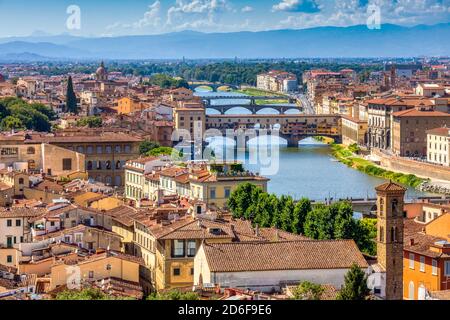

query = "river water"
[[195, 89, 429, 201]]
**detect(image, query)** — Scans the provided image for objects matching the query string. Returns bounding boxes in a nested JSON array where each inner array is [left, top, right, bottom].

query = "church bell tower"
[[375, 181, 406, 300]]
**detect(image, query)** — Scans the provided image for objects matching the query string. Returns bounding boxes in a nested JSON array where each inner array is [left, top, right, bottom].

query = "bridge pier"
[[286, 136, 300, 148]]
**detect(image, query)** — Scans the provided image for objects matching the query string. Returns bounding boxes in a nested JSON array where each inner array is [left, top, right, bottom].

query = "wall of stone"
[[373, 149, 450, 181]]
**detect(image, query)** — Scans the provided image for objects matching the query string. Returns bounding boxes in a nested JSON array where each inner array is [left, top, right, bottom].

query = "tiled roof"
[[202, 240, 368, 272], [375, 181, 407, 192], [403, 219, 449, 258], [392, 109, 450, 118], [427, 127, 450, 137], [0, 207, 47, 218]]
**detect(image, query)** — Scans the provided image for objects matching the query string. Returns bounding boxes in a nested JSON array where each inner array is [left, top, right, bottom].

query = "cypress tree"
[[66, 76, 78, 114]]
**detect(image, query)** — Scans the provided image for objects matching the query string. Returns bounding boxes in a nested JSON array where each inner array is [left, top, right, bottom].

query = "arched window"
[[27, 147, 35, 155], [106, 161, 112, 170], [379, 198, 384, 215], [87, 161, 93, 170], [409, 281, 415, 300], [18, 178, 24, 185], [391, 226, 397, 242], [28, 160, 36, 170], [97, 161, 102, 170], [392, 199, 399, 215], [116, 161, 121, 169]]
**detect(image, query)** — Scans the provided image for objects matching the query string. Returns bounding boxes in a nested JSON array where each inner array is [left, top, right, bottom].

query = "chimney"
[[255, 223, 259, 237]]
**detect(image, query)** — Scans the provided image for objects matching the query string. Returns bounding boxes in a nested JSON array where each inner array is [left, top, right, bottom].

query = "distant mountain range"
[[0, 23, 448, 61]]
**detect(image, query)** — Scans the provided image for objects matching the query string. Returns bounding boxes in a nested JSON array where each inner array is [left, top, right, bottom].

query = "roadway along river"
[[195, 88, 430, 201]]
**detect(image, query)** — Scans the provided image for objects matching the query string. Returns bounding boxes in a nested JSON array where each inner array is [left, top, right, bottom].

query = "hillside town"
[[0, 57, 449, 302]]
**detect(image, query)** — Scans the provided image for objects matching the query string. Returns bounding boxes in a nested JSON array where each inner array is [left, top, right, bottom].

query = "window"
[[409, 253, 415, 269], [210, 188, 216, 199], [7, 255, 12, 263], [445, 261, 450, 276], [172, 240, 185, 258], [224, 187, 231, 199], [173, 268, 181, 276], [96, 146, 103, 154], [408, 281, 415, 300], [432, 259, 438, 275], [6, 219, 12, 227], [379, 226, 384, 242], [87, 161, 93, 170], [106, 264, 112, 271], [187, 240, 196, 257], [106, 146, 112, 154], [87, 146, 93, 154], [16, 219, 21, 227], [420, 256, 425, 272], [27, 147, 35, 155], [62, 158, 72, 171], [191, 268, 194, 276], [89, 271, 94, 279]]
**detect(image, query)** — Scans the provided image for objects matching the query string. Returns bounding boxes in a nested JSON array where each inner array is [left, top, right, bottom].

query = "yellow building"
[[117, 97, 148, 115], [173, 104, 206, 139], [341, 115, 368, 146], [49, 251, 142, 290], [189, 162, 269, 209]]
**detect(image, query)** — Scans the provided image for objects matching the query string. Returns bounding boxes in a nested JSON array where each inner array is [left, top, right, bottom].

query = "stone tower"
[[375, 181, 406, 300]]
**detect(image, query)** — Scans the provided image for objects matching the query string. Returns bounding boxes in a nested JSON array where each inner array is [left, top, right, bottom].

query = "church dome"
[[96, 61, 107, 77]]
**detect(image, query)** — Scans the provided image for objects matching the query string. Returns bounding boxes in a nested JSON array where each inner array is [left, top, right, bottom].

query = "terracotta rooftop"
[[392, 108, 450, 118], [0, 207, 47, 218], [427, 127, 450, 137], [202, 240, 368, 273], [375, 181, 407, 192]]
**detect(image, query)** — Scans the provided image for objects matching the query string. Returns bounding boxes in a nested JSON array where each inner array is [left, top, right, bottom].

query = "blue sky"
[[0, 0, 449, 37]]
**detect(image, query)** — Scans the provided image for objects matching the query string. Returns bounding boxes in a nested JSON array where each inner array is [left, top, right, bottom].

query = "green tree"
[[0, 116, 24, 131], [291, 281, 325, 300], [139, 140, 160, 155], [147, 290, 199, 300], [147, 146, 175, 157], [30, 103, 57, 121], [280, 196, 295, 233], [55, 288, 133, 300], [66, 76, 78, 114], [77, 116, 103, 128], [228, 183, 262, 219], [337, 263, 370, 300], [355, 218, 377, 256], [292, 198, 311, 234]]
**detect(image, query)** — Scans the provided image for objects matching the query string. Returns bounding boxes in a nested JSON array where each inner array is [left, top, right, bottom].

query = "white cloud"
[[105, 1, 162, 32], [272, 0, 320, 13], [133, 1, 162, 28], [241, 6, 253, 13], [278, 0, 450, 29]]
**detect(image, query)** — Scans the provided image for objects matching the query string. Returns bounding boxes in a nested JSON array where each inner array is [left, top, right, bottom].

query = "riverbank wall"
[[372, 149, 450, 182]]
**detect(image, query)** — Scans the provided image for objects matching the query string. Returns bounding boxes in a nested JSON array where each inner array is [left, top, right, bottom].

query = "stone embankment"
[[418, 181, 450, 195]]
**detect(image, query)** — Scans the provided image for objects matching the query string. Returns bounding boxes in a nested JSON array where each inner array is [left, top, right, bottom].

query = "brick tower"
[[375, 181, 406, 300]]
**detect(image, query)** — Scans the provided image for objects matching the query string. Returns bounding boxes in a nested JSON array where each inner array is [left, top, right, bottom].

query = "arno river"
[[195, 89, 429, 201]]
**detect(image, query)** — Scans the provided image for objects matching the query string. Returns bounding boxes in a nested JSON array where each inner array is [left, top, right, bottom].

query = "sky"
[[0, 0, 449, 37]]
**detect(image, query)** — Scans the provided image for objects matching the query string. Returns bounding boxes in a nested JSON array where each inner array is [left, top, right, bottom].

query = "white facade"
[[427, 131, 449, 166], [194, 245, 365, 293]]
